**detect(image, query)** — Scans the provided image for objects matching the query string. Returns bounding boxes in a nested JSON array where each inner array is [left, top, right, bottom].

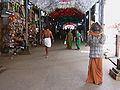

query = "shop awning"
[[29, 0, 99, 13], [56, 16, 82, 24], [49, 8, 84, 19], [49, 8, 84, 24]]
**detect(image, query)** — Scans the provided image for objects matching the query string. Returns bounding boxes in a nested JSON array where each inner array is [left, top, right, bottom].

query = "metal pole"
[[39, 9, 42, 44], [84, 13, 87, 41], [89, 9, 91, 30], [25, 0, 30, 53], [104, 54, 117, 66], [25, 0, 29, 43]]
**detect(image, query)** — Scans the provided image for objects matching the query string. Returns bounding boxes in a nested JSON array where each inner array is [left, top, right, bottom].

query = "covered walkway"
[[0, 42, 119, 90]]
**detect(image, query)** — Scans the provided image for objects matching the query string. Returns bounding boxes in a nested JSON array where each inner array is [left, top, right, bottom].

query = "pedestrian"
[[42, 27, 54, 58], [65, 29, 73, 49], [86, 22, 106, 85], [74, 30, 82, 50]]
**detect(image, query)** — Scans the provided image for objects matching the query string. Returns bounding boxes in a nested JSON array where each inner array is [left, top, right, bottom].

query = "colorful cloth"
[[88, 30, 104, 36], [86, 58, 103, 84], [66, 32, 73, 49], [45, 29, 51, 33], [44, 38, 51, 47], [75, 33, 81, 49]]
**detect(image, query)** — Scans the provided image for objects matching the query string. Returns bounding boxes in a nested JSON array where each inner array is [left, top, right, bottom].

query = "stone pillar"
[[116, 34, 120, 57], [95, 2, 99, 23], [98, 0, 105, 25]]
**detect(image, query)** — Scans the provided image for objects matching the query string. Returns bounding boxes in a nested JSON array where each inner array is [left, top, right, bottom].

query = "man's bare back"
[[44, 29, 52, 38], [42, 29, 54, 58], [43, 29, 54, 40]]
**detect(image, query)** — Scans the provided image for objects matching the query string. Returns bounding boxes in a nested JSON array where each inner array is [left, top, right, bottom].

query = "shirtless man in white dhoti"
[[42, 28, 54, 58]]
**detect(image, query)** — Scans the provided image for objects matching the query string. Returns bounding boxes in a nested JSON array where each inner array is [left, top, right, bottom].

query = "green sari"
[[76, 33, 81, 49], [66, 32, 73, 49]]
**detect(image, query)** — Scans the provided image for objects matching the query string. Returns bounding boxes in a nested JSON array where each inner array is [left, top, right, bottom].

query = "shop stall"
[[0, 0, 40, 54], [0, 2, 6, 73], [0, 1, 27, 54]]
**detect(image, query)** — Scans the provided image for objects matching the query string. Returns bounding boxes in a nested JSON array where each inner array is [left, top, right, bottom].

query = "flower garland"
[[87, 30, 104, 36]]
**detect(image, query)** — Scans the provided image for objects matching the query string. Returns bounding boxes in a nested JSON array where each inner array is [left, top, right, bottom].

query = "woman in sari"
[[75, 30, 82, 50], [86, 22, 106, 85], [65, 30, 73, 49]]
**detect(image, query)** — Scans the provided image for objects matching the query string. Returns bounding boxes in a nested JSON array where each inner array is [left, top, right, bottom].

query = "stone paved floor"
[[0, 41, 120, 90]]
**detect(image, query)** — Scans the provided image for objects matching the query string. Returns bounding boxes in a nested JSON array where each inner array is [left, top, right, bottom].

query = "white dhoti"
[[44, 38, 51, 47]]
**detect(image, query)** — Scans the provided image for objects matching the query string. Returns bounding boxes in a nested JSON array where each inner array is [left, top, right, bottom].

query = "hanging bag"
[[64, 40, 66, 45]]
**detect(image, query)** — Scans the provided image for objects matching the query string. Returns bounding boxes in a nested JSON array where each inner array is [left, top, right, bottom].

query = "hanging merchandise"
[[27, 6, 39, 46], [12, 1, 16, 12], [28, 22, 37, 46], [8, 14, 26, 54], [19, 6, 24, 18], [0, 1, 27, 54]]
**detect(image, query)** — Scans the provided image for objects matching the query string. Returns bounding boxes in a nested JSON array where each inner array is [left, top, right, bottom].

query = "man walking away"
[[42, 27, 54, 58]]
